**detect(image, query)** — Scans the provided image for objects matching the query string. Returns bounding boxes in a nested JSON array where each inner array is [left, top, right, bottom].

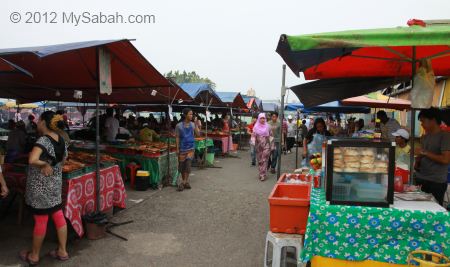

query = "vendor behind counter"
[[414, 108, 450, 206], [139, 123, 159, 142]]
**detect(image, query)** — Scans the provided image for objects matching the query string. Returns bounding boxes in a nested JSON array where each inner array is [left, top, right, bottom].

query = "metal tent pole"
[[295, 109, 299, 169], [238, 110, 242, 150], [95, 47, 101, 212], [409, 46, 417, 185], [277, 65, 286, 178], [230, 107, 233, 152], [164, 84, 172, 188]]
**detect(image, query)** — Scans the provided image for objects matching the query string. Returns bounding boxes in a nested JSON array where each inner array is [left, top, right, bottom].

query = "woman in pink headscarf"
[[251, 113, 274, 181]]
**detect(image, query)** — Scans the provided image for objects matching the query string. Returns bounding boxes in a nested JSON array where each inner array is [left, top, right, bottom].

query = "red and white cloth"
[[64, 165, 126, 237]]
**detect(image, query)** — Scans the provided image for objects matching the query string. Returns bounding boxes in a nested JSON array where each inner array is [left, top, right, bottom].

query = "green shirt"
[[269, 120, 281, 143]]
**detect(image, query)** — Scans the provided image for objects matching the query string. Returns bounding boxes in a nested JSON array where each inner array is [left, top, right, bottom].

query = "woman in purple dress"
[[251, 113, 273, 181]]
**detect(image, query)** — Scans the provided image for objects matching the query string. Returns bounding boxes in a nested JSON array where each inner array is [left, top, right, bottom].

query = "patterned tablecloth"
[[302, 189, 450, 265], [64, 165, 127, 237]]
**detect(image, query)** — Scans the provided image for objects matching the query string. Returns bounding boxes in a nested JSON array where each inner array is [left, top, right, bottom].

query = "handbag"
[[250, 135, 256, 146]]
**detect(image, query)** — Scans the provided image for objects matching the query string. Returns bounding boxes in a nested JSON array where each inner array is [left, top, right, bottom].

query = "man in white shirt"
[[104, 108, 119, 142], [286, 115, 297, 153]]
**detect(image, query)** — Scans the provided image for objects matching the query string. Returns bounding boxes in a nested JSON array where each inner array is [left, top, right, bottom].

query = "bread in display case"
[[325, 139, 395, 207]]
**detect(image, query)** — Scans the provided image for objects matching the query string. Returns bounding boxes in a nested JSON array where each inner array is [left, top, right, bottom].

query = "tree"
[[165, 70, 216, 89]]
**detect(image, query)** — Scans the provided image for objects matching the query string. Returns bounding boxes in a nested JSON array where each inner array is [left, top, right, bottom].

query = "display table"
[[4, 165, 127, 237], [195, 138, 214, 153], [64, 165, 126, 237], [113, 152, 179, 186], [208, 134, 232, 154], [302, 189, 450, 265]]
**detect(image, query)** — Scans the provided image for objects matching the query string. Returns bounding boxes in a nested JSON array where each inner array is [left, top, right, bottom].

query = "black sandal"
[[184, 183, 191, 189], [177, 184, 184, 191], [48, 249, 70, 261]]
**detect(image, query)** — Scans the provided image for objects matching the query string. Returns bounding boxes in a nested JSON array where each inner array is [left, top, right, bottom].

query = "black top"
[[36, 134, 65, 166]]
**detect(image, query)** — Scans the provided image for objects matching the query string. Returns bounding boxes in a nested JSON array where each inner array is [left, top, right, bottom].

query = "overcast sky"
[[2, 0, 449, 101]]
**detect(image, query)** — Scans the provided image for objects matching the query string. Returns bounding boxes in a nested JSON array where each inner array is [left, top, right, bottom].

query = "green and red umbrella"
[[276, 20, 450, 79]]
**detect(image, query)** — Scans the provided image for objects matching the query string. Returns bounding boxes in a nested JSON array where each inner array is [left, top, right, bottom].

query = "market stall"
[[271, 20, 450, 266], [0, 40, 196, 244], [71, 140, 179, 187], [303, 188, 449, 265]]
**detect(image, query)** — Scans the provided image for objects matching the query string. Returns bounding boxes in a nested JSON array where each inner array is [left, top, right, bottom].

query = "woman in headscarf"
[[251, 113, 273, 181]]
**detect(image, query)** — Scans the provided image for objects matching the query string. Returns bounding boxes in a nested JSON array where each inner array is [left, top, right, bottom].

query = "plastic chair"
[[264, 231, 305, 267], [126, 163, 141, 189]]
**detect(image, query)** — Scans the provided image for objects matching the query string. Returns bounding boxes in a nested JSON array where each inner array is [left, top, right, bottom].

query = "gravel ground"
[[0, 148, 302, 267]]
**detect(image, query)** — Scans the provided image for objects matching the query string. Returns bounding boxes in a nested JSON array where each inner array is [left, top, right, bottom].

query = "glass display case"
[[325, 139, 395, 207]]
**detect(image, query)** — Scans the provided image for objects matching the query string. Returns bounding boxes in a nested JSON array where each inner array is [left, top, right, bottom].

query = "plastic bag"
[[249, 135, 255, 146], [411, 59, 435, 109]]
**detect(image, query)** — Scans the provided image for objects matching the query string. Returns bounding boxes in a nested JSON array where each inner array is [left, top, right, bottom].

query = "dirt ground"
[[0, 148, 303, 267]]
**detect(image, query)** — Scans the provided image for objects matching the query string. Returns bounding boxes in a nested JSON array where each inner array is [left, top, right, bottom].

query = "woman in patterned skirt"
[[20, 111, 69, 265], [251, 113, 274, 181]]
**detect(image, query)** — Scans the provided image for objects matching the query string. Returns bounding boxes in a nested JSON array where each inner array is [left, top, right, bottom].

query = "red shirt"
[[248, 122, 255, 133]]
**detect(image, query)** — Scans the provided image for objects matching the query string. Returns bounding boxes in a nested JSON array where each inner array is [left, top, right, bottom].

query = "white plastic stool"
[[264, 231, 305, 267]]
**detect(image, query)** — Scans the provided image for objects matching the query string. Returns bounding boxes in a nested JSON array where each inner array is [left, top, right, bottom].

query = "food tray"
[[84, 165, 96, 174], [100, 161, 116, 168], [63, 168, 85, 179], [142, 151, 161, 158], [332, 182, 352, 200], [354, 183, 386, 200]]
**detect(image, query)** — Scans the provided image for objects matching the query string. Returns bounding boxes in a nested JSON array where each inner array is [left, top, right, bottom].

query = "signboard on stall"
[[98, 47, 112, 95]]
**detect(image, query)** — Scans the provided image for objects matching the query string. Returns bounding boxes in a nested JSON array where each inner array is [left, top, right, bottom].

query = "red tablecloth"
[[64, 165, 126, 237]]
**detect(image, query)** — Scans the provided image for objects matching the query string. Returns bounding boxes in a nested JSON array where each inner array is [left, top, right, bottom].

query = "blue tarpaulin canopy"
[[178, 83, 223, 106], [216, 92, 247, 109], [285, 101, 370, 114]]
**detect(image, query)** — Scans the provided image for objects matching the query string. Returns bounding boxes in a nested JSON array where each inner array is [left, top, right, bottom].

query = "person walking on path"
[[268, 112, 282, 174], [251, 113, 274, 181], [247, 115, 257, 166], [175, 108, 200, 191], [20, 111, 69, 265], [286, 115, 297, 153]]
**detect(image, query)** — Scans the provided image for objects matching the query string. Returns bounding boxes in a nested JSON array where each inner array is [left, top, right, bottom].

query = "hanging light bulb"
[[178, 99, 183, 104], [151, 89, 157, 96], [55, 90, 61, 97]]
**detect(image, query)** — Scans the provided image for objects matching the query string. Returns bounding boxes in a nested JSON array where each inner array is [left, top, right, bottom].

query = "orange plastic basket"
[[268, 183, 311, 234]]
